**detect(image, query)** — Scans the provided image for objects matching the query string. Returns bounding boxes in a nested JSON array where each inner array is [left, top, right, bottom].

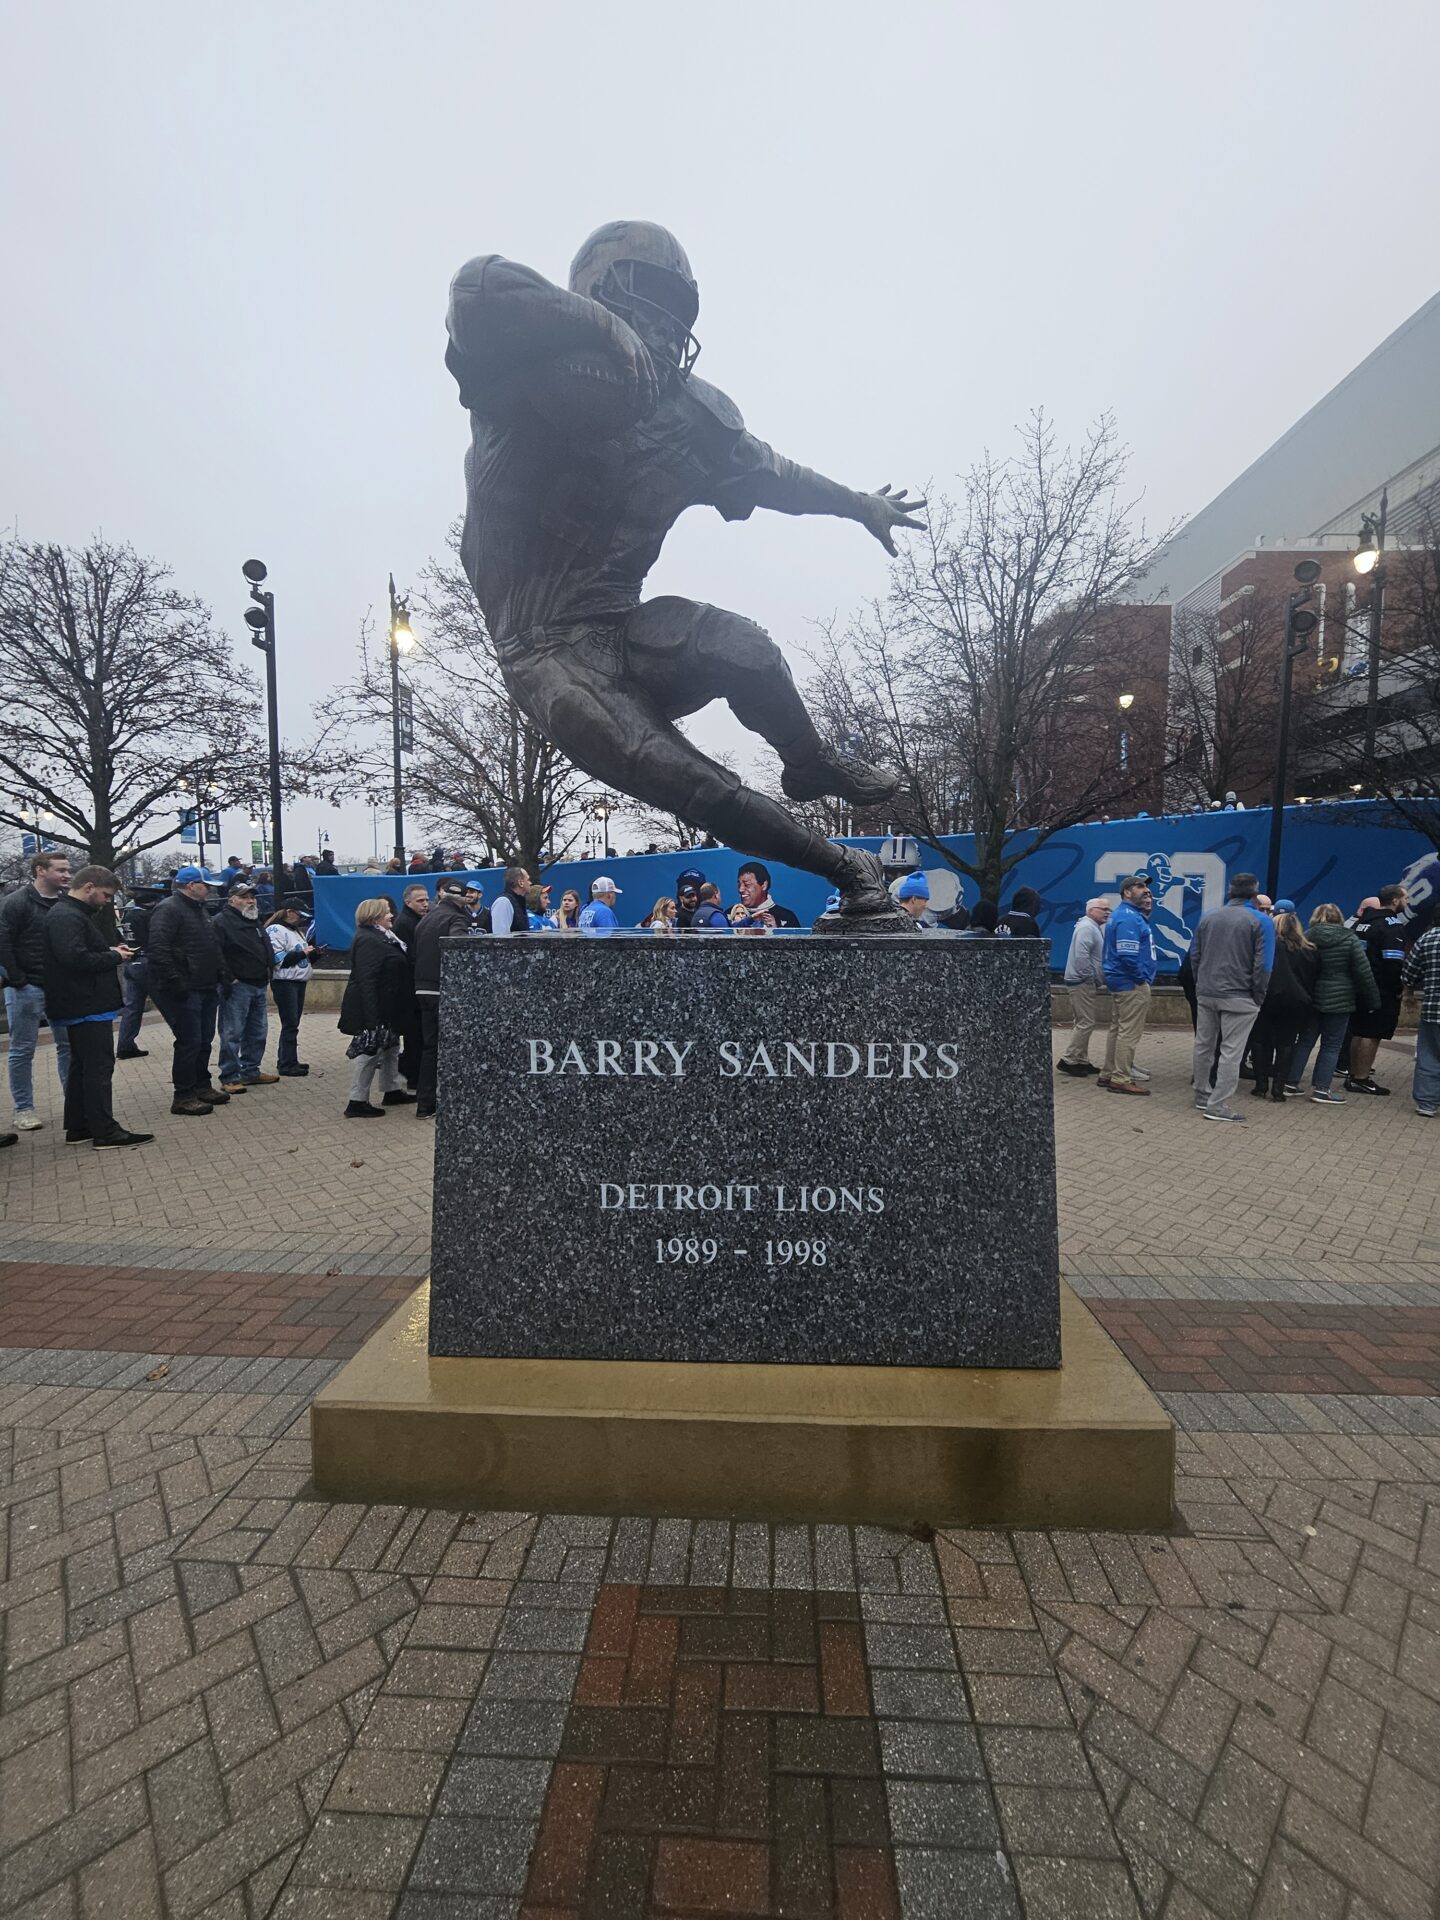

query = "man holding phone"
[[41, 866, 153, 1149]]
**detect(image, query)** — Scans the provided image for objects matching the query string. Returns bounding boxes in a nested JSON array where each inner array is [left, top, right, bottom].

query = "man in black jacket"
[[1000, 887, 1044, 940], [42, 866, 153, 1149], [147, 865, 233, 1115], [0, 850, 74, 1130], [214, 881, 278, 1092], [413, 881, 475, 1117], [1346, 882, 1411, 1095], [674, 869, 705, 929], [393, 883, 430, 1092]]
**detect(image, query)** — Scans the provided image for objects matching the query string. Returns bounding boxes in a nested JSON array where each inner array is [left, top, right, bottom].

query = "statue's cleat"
[[782, 752, 902, 807], [835, 849, 903, 919]]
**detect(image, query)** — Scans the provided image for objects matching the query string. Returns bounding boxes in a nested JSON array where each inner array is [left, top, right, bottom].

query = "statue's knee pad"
[[698, 609, 785, 677]]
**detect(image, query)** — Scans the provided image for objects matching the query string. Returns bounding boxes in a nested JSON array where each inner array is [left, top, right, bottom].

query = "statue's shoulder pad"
[[683, 376, 745, 433]]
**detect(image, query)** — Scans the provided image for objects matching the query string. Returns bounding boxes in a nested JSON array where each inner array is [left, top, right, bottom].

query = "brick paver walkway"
[[0, 1263, 415, 1362], [1, 1016, 1438, 1916]]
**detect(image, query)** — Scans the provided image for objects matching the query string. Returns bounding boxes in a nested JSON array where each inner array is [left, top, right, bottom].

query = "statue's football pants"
[[499, 597, 852, 883]]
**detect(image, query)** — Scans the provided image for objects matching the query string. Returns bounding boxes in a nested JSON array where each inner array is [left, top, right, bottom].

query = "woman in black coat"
[[1249, 908, 1318, 1100], [338, 899, 416, 1118]]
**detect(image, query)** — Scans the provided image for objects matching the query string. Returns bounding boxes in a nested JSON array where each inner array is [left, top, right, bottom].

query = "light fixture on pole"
[[1116, 691, 1135, 772], [1265, 559, 1322, 897], [592, 792, 616, 857], [1354, 489, 1388, 767], [388, 576, 417, 864], [242, 560, 285, 905]]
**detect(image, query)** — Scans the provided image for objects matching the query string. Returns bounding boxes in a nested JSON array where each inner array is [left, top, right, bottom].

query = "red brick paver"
[[0, 1260, 414, 1360], [1092, 1298, 1440, 1396], [522, 1585, 900, 1919]]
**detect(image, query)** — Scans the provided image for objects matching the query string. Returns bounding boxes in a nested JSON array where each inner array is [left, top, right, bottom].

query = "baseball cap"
[[1273, 897, 1298, 914], [676, 869, 704, 893], [173, 865, 207, 885], [896, 872, 930, 901], [228, 879, 257, 896], [592, 875, 622, 894], [437, 879, 468, 897]]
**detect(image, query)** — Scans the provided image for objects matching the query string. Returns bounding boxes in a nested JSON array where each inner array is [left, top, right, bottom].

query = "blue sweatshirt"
[[1102, 900, 1157, 991], [578, 901, 618, 934], [1244, 899, 1277, 971]]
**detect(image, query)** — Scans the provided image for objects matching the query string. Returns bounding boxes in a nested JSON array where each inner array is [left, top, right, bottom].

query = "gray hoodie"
[[1190, 902, 1270, 1007]]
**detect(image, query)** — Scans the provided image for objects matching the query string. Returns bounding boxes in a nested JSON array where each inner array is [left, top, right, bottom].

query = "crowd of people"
[[0, 851, 320, 1150], [1058, 869, 1440, 1121], [6, 844, 1438, 1147]]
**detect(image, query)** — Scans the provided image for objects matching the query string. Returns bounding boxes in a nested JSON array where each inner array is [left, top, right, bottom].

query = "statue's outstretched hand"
[[858, 484, 927, 556], [592, 305, 661, 419]]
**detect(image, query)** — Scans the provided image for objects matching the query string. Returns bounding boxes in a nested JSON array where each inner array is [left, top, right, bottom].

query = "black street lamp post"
[[242, 560, 284, 907], [1265, 559, 1322, 898], [388, 578, 416, 864]]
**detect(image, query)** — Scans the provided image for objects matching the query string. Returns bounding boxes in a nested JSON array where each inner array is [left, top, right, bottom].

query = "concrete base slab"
[[310, 1282, 1174, 1530]]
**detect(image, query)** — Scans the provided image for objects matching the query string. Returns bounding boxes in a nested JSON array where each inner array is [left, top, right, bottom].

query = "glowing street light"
[[1353, 490, 1388, 765]]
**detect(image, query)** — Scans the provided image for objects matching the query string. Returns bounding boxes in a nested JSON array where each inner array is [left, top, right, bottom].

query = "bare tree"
[[801, 414, 1176, 901], [1165, 587, 1288, 808], [313, 528, 593, 873], [1300, 523, 1440, 852], [0, 537, 263, 867]]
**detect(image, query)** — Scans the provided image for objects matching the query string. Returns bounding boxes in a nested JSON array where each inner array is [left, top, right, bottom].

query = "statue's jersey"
[[446, 256, 802, 647]]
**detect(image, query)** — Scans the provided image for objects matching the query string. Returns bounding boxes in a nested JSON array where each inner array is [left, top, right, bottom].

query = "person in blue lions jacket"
[[578, 876, 622, 935], [1099, 873, 1156, 1095]]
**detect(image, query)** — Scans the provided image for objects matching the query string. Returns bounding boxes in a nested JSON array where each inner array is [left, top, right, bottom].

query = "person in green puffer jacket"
[[1285, 903, 1380, 1103]]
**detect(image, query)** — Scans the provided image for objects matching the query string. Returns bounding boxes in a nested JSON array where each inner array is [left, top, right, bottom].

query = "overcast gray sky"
[[4, 0, 1438, 861]]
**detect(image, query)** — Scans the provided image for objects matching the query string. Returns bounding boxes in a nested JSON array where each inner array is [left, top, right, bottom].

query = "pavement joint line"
[[0, 1346, 347, 1398]]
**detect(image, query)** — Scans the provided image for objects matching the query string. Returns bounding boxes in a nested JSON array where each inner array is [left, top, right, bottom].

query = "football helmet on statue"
[[569, 221, 701, 376]]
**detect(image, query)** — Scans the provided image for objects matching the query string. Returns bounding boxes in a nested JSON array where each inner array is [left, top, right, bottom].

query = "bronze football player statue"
[[445, 221, 926, 920]]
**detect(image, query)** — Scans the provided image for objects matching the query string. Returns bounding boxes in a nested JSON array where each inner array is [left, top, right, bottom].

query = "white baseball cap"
[[593, 875, 622, 894]]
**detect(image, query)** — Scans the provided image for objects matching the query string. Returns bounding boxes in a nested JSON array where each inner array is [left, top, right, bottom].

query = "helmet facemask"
[[594, 258, 701, 377]]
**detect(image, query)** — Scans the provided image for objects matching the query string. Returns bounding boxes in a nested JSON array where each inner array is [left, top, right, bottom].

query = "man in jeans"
[[1098, 874, 1156, 1095], [1189, 872, 1271, 1124], [1402, 923, 1440, 1117], [0, 850, 74, 1130], [1058, 897, 1111, 1076], [214, 881, 279, 1091], [147, 866, 232, 1116]]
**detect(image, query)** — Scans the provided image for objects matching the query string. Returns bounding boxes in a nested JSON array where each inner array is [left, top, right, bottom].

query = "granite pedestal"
[[429, 934, 1062, 1369], [313, 933, 1173, 1526]]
